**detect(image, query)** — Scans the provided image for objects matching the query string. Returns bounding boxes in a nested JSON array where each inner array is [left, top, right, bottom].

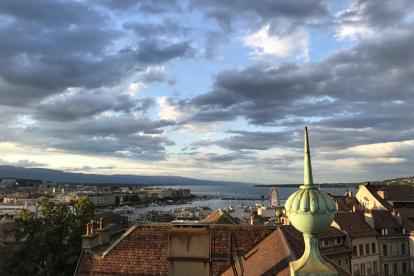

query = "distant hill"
[[0, 165, 252, 186], [372, 176, 414, 185]]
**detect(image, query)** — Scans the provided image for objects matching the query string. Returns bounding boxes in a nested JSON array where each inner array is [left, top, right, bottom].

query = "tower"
[[269, 187, 280, 207], [285, 127, 338, 276]]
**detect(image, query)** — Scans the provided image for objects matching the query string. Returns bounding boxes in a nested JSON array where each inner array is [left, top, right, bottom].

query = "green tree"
[[3, 198, 95, 276]]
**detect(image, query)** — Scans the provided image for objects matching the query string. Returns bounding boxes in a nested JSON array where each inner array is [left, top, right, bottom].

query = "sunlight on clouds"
[[347, 140, 414, 156], [335, 25, 373, 40], [242, 24, 309, 60], [128, 82, 147, 96], [157, 96, 195, 122]]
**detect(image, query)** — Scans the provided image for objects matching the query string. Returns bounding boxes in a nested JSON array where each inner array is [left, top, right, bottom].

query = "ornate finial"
[[284, 127, 338, 275], [304, 127, 313, 186]]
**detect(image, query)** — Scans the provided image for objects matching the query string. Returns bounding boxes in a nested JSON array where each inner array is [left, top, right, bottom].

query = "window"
[[402, 263, 407, 274], [393, 263, 398, 275], [353, 245, 358, 256], [373, 261, 378, 274], [383, 244, 388, 256], [336, 237, 342, 245], [338, 259, 341, 266], [366, 243, 370, 255], [345, 258, 348, 264], [354, 264, 360, 276], [322, 239, 329, 247], [392, 244, 397, 256], [372, 243, 376, 254], [384, 264, 389, 275], [360, 263, 366, 275], [360, 244, 364, 256], [402, 243, 406, 255], [367, 262, 372, 275]]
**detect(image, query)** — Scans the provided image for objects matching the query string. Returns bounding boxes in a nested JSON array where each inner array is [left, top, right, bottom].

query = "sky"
[[0, 0, 414, 184]]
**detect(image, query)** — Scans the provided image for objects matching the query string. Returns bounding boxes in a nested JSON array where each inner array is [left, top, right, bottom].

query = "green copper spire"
[[304, 127, 313, 186], [284, 127, 338, 276]]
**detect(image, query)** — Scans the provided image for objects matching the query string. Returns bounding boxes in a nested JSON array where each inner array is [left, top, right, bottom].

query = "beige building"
[[333, 211, 380, 276], [356, 184, 414, 275]]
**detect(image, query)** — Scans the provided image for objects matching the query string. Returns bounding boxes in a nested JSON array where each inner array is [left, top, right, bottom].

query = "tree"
[[3, 198, 95, 276]]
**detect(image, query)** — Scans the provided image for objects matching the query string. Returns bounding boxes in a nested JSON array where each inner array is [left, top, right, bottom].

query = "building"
[[356, 184, 414, 274], [75, 222, 351, 276], [0, 204, 37, 219], [0, 179, 17, 187], [2, 193, 46, 205], [333, 211, 380, 276], [363, 210, 410, 275], [332, 191, 364, 213], [80, 193, 116, 206]]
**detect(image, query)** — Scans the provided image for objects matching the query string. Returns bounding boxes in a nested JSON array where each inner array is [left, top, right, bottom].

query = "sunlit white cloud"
[[242, 24, 309, 60]]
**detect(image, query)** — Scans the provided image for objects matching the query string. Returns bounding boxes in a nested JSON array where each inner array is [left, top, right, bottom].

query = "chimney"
[[392, 210, 402, 224], [99, 216, 105, 230], [97, 216, 110, 244], [377, 190, 388, 200], [82, 220, 99, 249]]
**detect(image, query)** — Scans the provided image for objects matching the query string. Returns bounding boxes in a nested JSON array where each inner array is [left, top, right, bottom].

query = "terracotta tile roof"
[[76, 224, 170, 275], [366, 184, 414, 209], [76, 223, 275, 276], [201, 208, 240, 224], [334, 211, 377, 238], [221, 227, 292, 276], [210, 225, 275, 275]]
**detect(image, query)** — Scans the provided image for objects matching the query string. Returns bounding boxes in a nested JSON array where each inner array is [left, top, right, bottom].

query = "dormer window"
[[381, 229, 389, 236], [402, 228, 406, 235]]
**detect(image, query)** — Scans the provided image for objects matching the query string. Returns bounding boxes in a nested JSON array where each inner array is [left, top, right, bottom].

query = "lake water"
[[135, 183, 353, 214]]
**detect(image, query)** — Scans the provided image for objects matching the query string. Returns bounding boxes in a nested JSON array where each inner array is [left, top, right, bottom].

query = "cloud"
[[191, 0, 331, 32], [242, 24, 309, 60], [157, 97, 196, 123], [0, 158, 47, 168], [212, 130, 296, 151], [335, 0, 414, 40]]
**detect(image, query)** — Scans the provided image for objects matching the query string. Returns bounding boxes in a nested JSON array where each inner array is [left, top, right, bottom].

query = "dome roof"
[[285, 187, 336, 214]]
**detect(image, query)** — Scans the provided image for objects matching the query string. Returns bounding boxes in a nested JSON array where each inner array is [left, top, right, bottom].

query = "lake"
[[134, 183, 353, 214]]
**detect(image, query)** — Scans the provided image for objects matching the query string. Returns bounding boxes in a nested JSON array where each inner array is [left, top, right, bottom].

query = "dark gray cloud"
[[0, 113, 175, 160], [124, 19, 188, 37], [215, 130, 296, 151], [337, 0, 414, 29], [0, 0, 193, 107], [35, 90, 137, 121], [96, 0, 182, 13], [190, 0, 331, 32], [0, 0, 105, 27]]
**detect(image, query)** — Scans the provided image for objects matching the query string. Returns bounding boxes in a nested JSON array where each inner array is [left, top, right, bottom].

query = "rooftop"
[[333, 211, 377, 238]]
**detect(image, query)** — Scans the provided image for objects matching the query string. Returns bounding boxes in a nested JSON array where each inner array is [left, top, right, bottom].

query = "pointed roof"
[[304, 126, 313, 187], [201, 208, 240, 224]]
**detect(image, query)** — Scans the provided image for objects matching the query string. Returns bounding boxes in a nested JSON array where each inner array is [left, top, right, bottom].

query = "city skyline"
[[0, 0, 414, 184]]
